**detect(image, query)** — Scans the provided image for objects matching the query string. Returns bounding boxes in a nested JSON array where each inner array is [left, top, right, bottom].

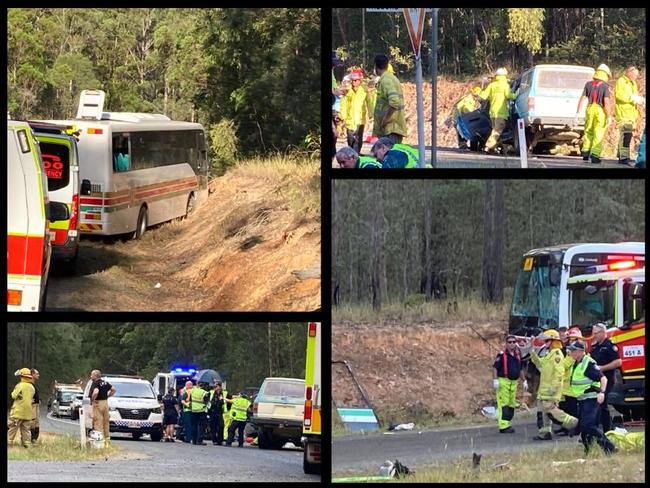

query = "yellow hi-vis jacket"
[[452, 93, 478, 124], [530, 346, 565, 402], [561, 354, 577, 398], [480, 75, 516, 119], [10, 379, 35, 420], [341, 84, 374, 132], [614, 74, 640, 123], [373, 71, 407, 137]]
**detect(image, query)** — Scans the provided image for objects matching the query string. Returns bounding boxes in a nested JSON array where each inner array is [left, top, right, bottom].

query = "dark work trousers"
[[346, 125, 364, 154], [457, 130, 468, 148], [600, 390, 613, 433], [192, 412, 206, 444], [227, 419, 246, 446], [577, 398, 616, 454], [209, 410, 224, 444], [182, 410, 193, 443]]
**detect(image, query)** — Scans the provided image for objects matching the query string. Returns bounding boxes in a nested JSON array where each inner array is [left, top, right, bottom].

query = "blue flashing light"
[[188, 369, 196, 373], [585, 266, 597, 274]]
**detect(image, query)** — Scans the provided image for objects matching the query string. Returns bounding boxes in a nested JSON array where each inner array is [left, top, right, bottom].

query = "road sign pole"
[[431, 8, 438, 168], [517, 119, 528, 168], [416, 56, 425, 167]]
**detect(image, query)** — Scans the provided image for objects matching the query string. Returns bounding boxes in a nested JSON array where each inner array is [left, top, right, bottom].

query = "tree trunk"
[[482, 180, 505, 303], [372, 183, 388, 310], [424, 191, 433, 299]]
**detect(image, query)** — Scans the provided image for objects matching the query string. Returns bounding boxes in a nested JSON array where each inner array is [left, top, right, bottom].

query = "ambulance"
[[8, 120, 70, 311], [29, 121, 84, 274], [302, 321, 321, 475]]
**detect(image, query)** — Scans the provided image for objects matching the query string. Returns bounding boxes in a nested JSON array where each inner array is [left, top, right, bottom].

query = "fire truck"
[[567, 264, 645, 418]]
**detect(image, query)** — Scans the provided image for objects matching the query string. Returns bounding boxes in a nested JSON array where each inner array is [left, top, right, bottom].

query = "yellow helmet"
[[472, 86, 481, 95], [596, 64, 612, 77], [539, 329, 560, 341], [18, 367, 32, 378]]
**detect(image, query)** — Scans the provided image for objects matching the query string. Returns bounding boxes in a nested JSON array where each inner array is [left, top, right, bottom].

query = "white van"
[[83, 375, 163, 441], [7, 120, 70, 311], [29, 121, 84, 274]]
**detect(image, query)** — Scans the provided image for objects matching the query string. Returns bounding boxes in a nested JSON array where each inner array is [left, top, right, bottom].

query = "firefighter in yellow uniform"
[[451, 87, 482, 149], [530, 329, 578, 440], [372, 54, 407, 144], [222, 389, 232, 441], [8, 368, 36, 447], [341, 69, 374, 154], [614, 65, 644, 165], [576, 64, 612, 164], [480, 68, 516, 153], [226, 393, 251, 447], [554, 327, 583, 435]]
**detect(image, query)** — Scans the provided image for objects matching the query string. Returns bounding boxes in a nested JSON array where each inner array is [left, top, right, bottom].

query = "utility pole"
[[431, 8, 438, 168]]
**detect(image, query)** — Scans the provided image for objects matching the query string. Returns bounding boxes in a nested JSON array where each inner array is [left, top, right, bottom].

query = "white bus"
[[42, 90, 209, 238], [508, 242, 645, 336]]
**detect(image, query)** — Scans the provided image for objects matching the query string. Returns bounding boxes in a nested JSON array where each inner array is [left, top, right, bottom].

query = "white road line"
[[46, 412, 79, 426]]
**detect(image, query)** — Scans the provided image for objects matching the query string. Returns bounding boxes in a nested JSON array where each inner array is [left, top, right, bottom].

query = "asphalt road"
[[333, 141, 633, 169], [332, 418, 643, 474], [8, 408, 319, 482]]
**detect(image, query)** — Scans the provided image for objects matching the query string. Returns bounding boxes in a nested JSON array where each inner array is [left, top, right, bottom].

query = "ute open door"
[[332, 360, 380, 432]]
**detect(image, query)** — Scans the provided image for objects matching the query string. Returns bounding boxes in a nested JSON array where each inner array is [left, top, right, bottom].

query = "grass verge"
[[8, 432, 121, 461], [334, 443, 645, 483], [333, 294, 510, 326]]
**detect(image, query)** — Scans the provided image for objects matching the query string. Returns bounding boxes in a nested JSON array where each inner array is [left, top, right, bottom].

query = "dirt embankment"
[[47, 159, 320, 311], [332, 321, 510, 422], [367, 71, 646, 157]]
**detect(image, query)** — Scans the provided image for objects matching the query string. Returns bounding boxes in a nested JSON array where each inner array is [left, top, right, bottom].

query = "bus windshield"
[[510, 264, 560, 331], [569, 281, 615, 330]]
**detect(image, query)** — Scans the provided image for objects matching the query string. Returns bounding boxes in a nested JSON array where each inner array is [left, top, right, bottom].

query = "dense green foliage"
[[7, 323, 307, 404], [333, 8, 646, 78], [8, 8, 320, 173], [332, 180, 645, 307]]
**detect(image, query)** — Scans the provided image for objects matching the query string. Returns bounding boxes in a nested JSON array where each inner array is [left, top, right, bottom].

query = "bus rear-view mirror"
[[80, 179, 91, 196]]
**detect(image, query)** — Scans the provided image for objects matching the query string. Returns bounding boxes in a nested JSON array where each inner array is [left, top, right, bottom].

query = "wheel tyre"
[[71, 410, 78, 421], [258, 428, 272, 450], [186, 193, 196, 217], [134, 206, 148, 240], [60, 251, 78, 276], [150, 430, 163, 442], [303, 448, 321, 475]]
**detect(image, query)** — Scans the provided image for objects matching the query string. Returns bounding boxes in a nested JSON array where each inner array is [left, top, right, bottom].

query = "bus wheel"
[[185, 193, 196, 217], [134, 206, 148, 240]]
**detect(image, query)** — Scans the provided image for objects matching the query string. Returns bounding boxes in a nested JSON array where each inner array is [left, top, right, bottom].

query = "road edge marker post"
[[80, 405, 87, 448], [404, 8, 427, 168], [517, 119, 528, 168]]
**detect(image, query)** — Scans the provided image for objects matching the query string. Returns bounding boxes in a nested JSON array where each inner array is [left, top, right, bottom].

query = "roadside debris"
[[379, 459, 415, 479], [388, 422, 415, 431], [551, 459, 586, 467]]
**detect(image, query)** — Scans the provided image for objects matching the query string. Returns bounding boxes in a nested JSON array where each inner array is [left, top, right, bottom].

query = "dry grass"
[[390, 444, 645, 483], [333, 295, 510, 326], [7, 432, 123, 462]]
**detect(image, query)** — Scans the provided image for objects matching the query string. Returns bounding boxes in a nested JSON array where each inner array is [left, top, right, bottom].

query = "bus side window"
[[112, 134, 130, 172]]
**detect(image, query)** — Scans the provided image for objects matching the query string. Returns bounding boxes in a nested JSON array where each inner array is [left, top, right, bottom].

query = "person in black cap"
[[589, 322, 622, 434], [492, 334, 526, 433], [567, 340, 617, 455]]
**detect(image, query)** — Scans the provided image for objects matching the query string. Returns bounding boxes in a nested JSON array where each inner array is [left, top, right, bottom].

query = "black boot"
[[533, 432, 552, 441], [581, 152, 589, 161], [31, 428, 39, 442], [590, 155, 601, 164]]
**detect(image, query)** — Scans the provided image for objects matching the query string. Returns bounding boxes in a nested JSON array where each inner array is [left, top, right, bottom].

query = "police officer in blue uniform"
[[567, 340, 617, 455], [589, 323, 622, 433]]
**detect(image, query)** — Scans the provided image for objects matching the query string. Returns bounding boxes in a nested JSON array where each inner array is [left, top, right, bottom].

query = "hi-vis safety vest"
[[181, 388, 192, 411], [191, 386, 208, 413], [570, 354, 601, 401], [230, 397, 250, 421], [358, 156, 381, 169], [392, 144, 419, 168], [222, 390, 229, 413]]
